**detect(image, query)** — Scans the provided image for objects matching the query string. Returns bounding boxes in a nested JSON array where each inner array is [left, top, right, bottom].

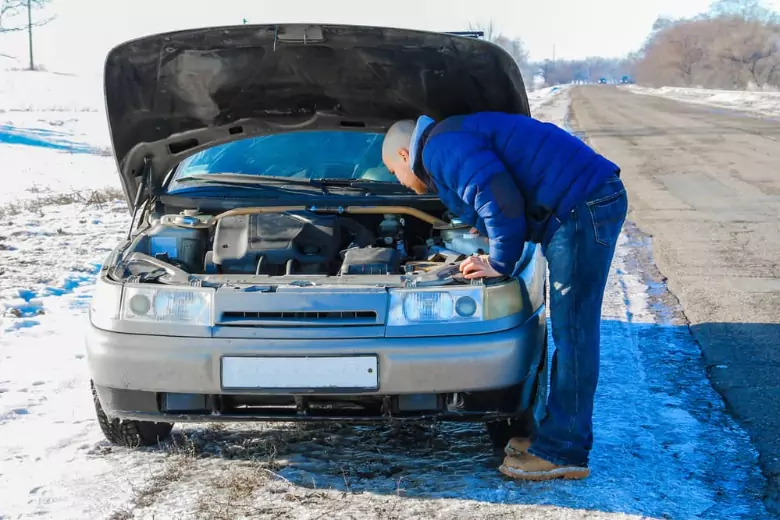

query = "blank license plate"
[[221, 356, 378, 390]]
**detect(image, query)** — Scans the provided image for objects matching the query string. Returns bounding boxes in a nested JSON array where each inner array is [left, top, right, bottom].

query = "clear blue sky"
[[1, 0, 779, 75]]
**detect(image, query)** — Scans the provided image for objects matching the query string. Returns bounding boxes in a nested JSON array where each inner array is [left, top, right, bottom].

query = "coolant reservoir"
[[440, 227, 489, 256], [143, 219, 208, 273]]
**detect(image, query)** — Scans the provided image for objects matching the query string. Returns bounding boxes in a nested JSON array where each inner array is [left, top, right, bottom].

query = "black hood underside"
[[103, 24, 531, 206]]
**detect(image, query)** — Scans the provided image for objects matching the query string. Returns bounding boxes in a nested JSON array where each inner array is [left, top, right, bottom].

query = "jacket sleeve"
[[424, 130, 526, 276]]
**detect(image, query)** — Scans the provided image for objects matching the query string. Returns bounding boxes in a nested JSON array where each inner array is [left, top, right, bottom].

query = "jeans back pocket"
[[586, 188, 628, 247]]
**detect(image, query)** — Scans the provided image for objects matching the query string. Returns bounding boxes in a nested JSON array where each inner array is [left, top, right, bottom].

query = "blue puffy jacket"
[[408, 112, 620, 276]]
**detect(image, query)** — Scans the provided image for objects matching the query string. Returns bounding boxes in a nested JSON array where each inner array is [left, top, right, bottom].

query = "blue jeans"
[[528, 175, 628, 467]]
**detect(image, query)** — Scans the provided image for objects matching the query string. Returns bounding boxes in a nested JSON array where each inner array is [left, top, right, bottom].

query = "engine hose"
[[255, 255, 265, 275], [210, 205, 448, 228]]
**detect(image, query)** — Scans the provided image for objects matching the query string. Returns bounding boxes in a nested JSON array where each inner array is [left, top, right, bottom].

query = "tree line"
[[636, 0, 780, 89], [477, 0, 780, 90], [4, 0, 777, 90]]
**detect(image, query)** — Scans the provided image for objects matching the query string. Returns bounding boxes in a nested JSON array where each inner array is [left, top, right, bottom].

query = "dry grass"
[[99, 423, 613, 520], [175, 425, 336, 519], [104, 434, 206, 520], [0, 187, 124, 218], [107, 455, 194, 520], [183, 423, 451, 520]]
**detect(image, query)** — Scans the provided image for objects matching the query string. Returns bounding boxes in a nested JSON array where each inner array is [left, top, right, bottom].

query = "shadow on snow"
[[0, 124, 99, 154], [143, 319, 774, 519]]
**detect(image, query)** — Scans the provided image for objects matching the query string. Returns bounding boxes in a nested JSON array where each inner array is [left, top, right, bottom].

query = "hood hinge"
[[126, 157, 155, 240]]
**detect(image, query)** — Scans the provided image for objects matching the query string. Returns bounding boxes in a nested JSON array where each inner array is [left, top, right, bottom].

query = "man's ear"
[[398, 147, 410, 164]]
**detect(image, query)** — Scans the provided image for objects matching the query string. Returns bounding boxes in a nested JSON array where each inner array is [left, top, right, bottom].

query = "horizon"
[[3, 0, 778, 76]]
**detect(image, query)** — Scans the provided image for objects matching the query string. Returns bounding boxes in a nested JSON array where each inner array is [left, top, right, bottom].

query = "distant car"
[[599, 77, 608, 84], [87, 24, 548, 450], [620, 76, 632, 84]]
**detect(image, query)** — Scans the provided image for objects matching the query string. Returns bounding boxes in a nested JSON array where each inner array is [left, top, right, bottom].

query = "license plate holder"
[[221, 355, 379, 391]]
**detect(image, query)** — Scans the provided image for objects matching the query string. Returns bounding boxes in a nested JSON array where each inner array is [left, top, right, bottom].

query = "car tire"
[[486, 408, 535, 452], [92, 383, 174, 448], [487, 290, 549, 453]]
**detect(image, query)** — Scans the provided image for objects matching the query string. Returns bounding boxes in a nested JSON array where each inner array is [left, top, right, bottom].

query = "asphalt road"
[[570, 85, 780, 515]]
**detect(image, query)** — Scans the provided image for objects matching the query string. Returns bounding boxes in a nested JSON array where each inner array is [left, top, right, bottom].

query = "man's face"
[[383, 148, 428, 194]]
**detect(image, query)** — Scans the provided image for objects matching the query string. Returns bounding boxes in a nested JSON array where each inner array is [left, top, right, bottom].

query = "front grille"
[[224, 311, 376, 320], [218, 310, 378, 326]]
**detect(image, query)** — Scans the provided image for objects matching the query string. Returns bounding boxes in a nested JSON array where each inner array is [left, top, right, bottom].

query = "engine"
[[211, 213, 342, 275], [130, 208, 488, 278]]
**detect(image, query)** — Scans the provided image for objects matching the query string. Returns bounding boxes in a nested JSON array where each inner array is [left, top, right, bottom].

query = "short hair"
[[382, 119, 416, 159]]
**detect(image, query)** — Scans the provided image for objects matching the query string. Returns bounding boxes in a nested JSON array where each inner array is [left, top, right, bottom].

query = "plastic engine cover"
[[213, 213, 340, 274]]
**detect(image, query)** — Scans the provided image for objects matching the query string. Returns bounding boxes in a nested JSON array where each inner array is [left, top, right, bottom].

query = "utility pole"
[[27, 0, 34, 70]]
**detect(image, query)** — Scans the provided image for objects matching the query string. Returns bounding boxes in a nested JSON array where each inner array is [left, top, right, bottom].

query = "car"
[[620, 76, 632, 84], [599, 77, 608, 84], [87, 23, 549, 450]]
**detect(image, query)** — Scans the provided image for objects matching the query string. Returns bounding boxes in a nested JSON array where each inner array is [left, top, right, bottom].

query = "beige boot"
[[499, 453, 590, 481], [504, 437, 531, 457]]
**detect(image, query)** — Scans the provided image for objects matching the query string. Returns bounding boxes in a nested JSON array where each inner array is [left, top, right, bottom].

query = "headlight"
[[121, 286, 214, 326], [484, 280, 523, 320], [388, 287, 483, 325], [387, 280, 523, 327], [90, 275, 123, 328]]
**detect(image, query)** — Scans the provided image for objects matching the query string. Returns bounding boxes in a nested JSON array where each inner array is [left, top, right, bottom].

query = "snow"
[[626, 85, 780, 119], [529, 85, 569, 121], [0, 71, 772, 519], [0, 70, 103, 113], [0, 69, 116, 205]]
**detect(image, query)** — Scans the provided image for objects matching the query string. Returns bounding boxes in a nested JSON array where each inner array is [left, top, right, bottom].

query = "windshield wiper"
[[174, 174, 380, 195], [318, 178, 414, 194], [173, 173, 327, 194], [175, 173, 323, 187]]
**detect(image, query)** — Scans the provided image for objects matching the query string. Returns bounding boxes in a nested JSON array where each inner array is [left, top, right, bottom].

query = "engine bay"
[[113, 206, 495, 287]]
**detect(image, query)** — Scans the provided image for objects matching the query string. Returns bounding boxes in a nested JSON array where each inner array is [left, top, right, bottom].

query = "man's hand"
[[469, 227, 480, 235], [459, 255, 502, 279]]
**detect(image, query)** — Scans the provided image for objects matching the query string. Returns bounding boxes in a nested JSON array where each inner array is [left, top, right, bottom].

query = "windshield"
[[167, 131, 397, 193]]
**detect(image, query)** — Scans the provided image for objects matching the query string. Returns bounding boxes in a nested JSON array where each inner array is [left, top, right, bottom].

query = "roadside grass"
[[0, 187, 124, 219]]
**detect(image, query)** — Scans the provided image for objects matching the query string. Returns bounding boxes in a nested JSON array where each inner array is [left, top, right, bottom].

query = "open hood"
[[103, 24, 531, 208]]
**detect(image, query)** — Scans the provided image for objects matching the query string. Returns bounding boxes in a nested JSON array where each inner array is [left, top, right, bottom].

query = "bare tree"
[[494, 35, 529, 66], [467, 22, 529, 65], [0, 0, 54, 70], [709, 0, 780, 23], [468, 21, 497, 43], [652, 16, 677, 32], [637, 19, 719, 87], [635, 11, 780, 89], [533, 55, 636, 85], [715, 18, 780, 88], [0, 0, 51, 32], [468, 21, 535, 85]]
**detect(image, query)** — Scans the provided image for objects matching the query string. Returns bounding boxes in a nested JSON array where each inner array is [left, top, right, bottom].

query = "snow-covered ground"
[[528, 85, 569, 120], [626, 85, 780, 118], [0, 71, 115, 209], [0, 72, 771, 519]]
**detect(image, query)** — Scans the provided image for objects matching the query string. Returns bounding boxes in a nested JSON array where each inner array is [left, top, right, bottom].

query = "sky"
[[1, 0, 779, 76]]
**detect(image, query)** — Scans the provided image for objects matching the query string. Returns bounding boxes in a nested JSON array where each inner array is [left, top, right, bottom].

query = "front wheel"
[[92, 383, 173, 448], [486, 409, 535, 452], [487, 317, 548, 452]]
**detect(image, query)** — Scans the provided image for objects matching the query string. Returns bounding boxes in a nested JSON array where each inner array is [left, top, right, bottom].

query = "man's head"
[[382, 120, 428, 194]]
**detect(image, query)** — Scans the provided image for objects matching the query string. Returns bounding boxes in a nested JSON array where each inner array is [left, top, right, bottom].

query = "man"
[[382, 113, 627, 481]]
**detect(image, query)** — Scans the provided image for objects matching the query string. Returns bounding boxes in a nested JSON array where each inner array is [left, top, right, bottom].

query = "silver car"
[[87, 24, 548, 449]]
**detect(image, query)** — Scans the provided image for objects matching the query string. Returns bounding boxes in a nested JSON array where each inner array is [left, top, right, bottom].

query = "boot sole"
[[499, 464, 590, 481]]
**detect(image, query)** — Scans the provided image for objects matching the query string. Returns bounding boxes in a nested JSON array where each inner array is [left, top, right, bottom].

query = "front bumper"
[[87, 309, 546, 420]]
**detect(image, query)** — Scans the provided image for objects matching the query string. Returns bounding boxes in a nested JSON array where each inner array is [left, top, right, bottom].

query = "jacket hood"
[[103, 23, 531, 208]]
